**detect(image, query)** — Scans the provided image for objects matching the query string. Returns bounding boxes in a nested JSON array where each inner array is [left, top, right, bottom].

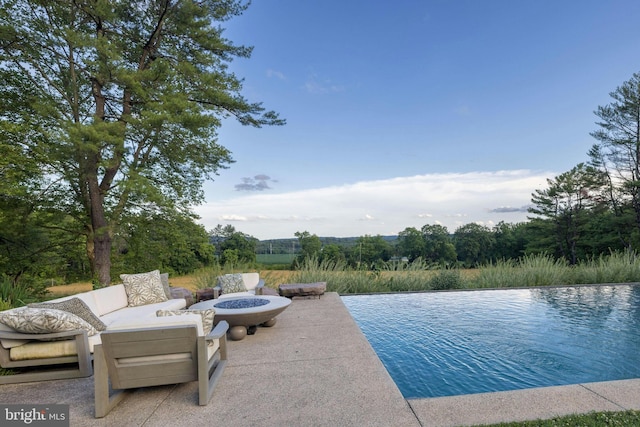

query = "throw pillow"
[[160, 273, 172, 300], [0, 307, 98, 335], [29, 297, 107, 331], [156, 309, 216, 334], [120, 270, 168, 307], [217, 274, 246, 295]]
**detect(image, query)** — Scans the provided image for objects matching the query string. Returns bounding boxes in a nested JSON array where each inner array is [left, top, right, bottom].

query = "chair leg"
[[94, 345, 129, 418], [197, 336, 228, 406]]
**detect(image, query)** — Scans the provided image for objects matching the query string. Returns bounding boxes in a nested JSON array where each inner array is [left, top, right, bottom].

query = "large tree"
[[453, 223, 495, 267], [589, 72, 640, 246], [397, 227, 426, 261], [421, 224, 457, 266], [528, 163, 605, 264], [0, 0, 283, 285]]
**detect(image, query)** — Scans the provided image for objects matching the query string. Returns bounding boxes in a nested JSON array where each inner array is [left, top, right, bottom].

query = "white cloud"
[[303, 73, 345, 94], [266, 69, 286, 80], [194, 170, 554, 239]]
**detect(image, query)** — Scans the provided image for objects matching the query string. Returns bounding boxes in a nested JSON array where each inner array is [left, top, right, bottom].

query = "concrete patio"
[[0, 292, 639, 426]]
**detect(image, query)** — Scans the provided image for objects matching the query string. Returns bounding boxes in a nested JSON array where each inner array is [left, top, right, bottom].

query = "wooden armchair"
[[94, 321, 229, 418]]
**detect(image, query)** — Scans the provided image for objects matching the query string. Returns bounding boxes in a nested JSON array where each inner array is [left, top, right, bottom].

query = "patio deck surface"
[[0, 291, 639, 426]]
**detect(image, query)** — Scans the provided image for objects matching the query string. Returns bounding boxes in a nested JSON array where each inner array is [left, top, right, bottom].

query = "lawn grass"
[[479, 410, 640, 426]]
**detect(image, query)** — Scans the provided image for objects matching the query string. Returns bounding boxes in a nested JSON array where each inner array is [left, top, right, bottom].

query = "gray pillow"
[[160, 273, 172, 299], [29, 297, 107, 331]]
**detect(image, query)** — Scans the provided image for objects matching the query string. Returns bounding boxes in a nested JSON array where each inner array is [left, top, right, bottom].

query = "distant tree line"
[[228, 72, 640, 269]]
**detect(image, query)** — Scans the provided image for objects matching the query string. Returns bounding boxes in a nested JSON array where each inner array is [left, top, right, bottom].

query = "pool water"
[[342, 285, 640, 399]]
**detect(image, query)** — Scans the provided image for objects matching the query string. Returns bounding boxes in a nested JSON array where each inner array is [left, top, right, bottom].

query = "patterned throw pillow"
[[0, 307, 98, 335], [217, 274, 246, 295], [120, 270, 168, 307], [29, 297, 107, 331], [156, 309, 216, 334]]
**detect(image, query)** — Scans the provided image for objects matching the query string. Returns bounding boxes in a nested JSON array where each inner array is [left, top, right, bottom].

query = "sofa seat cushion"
[[99, 299, 186, 328], [9, 340, 78, 361], [217, 291, 255, 299]]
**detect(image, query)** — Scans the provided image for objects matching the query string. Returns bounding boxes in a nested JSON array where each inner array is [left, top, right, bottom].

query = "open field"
[[47, 270, 299, 296], [46, 269, 479, 296]]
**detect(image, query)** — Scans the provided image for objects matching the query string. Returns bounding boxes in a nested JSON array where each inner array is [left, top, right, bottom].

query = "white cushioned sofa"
[[0, 270, 216, 384]]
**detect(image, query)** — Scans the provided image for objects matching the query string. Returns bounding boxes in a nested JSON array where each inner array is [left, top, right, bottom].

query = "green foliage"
[[397, 227, 426, 261], [294, 231, 322, 263], [0, 275, 47, 308], [112, 211, 215, 277], [212, 226, 258, 265], [221, 249, 240, 267], [428, 269, 463, 290], [572, 250, 640, 285], [471, 255, 570, 288], [422, 224, 458, 265], [287, 252, 640, 294], [528, 163, 607, 264], [454, 223, 495, 267], [0, 0, 283, 285], [193, 267, 225, 290]]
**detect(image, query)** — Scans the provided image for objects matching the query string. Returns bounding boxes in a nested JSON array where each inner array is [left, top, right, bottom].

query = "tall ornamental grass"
[[0, 275, 48, 308], [283, 252, 640, 294], [470, 254, 571, 289]]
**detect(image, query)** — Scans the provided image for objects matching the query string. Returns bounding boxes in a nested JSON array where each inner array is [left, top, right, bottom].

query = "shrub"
[[429, 269, 463, 290], [0, 275, 47, 307]]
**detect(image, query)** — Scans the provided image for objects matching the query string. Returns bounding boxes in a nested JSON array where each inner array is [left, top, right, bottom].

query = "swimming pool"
[[341, 284, 640, 399]]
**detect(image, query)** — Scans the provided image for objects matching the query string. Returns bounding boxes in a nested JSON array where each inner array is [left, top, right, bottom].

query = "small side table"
[[278, 282, 326, 299]]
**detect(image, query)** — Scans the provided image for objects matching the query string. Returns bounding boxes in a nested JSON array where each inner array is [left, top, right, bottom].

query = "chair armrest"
[[254, 279, 265, 295], [206, 321, 229, 341], [0, 329, 88, 341]]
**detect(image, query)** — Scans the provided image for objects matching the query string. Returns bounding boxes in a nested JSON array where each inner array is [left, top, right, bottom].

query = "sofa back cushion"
[[241, 273, 260, 291], [217, 273, 247, 294], [120, 270, 168, 307], [92, 284, 129, 316]]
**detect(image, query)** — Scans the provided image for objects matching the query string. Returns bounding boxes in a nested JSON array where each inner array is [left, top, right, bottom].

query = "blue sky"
[[193, 0, 640, 240]]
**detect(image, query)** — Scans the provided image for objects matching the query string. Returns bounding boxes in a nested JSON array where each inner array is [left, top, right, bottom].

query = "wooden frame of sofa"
[[94, 321, 229, 418], [0, 329, 92, 384]]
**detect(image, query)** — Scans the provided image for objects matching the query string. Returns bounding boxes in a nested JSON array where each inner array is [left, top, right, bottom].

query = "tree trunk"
[[85, 143, 112, 286], [93, 229, 111, 287]]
